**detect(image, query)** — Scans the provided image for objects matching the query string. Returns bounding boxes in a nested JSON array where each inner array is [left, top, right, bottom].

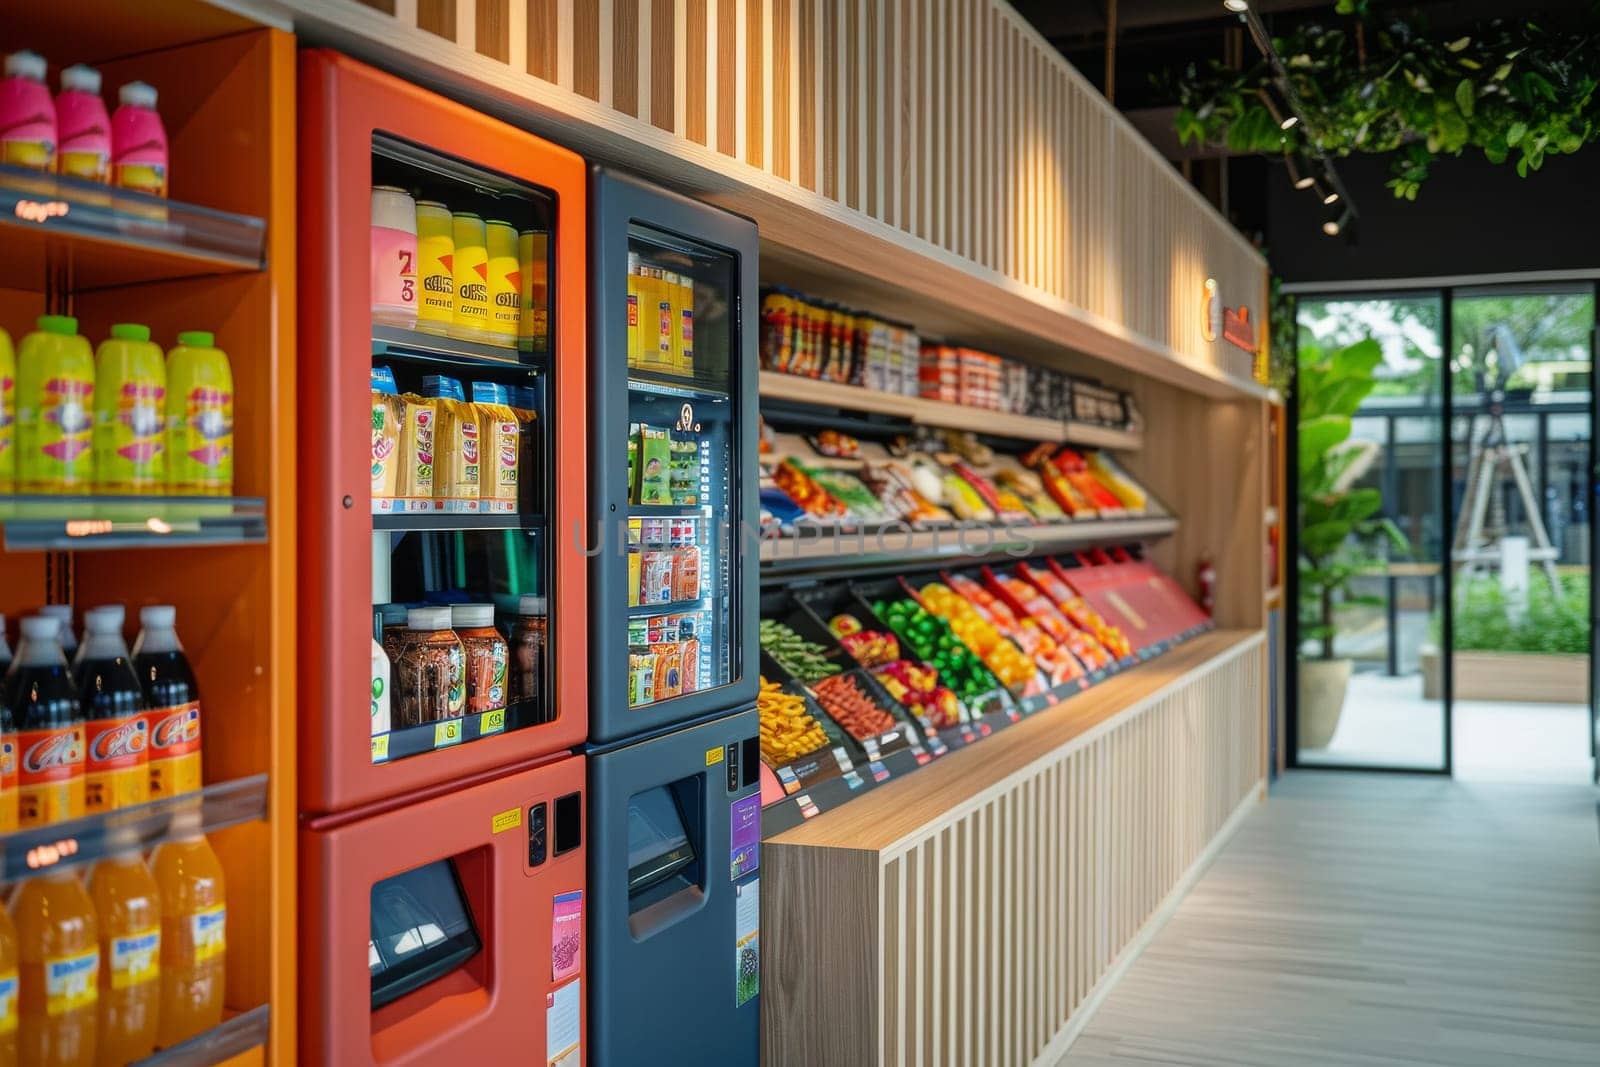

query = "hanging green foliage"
[[1168, 9, 1600, 197]]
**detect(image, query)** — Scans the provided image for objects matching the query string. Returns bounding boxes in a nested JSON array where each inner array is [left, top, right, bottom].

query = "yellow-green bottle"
[[94, 323, 167, 494], [165, 331, 233, 496], [16, 315, 95, 494], [0, 326, 14, 493]]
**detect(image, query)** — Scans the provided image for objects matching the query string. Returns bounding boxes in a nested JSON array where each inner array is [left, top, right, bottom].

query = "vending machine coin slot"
[[528, 802, 547, 867], [725, 743, 739, 792]]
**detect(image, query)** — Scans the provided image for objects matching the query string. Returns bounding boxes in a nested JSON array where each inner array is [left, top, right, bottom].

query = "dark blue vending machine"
[[586, 168, 761, 1065]]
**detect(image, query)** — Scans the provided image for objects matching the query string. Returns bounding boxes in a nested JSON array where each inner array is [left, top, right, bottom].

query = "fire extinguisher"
[[1197, 554, 1217, 616]]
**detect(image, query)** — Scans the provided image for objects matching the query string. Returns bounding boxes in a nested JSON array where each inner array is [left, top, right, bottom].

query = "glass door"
[[623, 225, 737, 710], [1294, 293, 1449, 770], [589, 169, 759, 745]]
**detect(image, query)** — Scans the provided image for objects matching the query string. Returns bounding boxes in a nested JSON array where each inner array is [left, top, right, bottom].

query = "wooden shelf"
[[759, 371, 1143, 449], [769, 628, 1263, 851]]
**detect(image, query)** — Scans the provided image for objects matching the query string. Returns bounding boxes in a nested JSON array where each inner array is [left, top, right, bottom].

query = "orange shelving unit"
[[0, 4, 295, 1063]]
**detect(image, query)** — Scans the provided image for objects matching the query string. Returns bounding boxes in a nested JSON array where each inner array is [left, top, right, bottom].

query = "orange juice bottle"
[[0, 902, 19, 1066], [152, 823, 224, 1047], [13, 869, 100, 1066], [88, 852, 161, 1064]]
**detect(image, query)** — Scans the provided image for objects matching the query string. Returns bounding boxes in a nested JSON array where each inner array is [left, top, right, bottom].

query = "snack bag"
[[398, 394, 437, 507], [635, 424, 672, 505], [423, 376, 479, 510], [371, 366, 403, 507]]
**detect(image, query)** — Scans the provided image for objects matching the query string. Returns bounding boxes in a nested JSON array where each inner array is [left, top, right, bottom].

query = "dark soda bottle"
[[77, 605, 150, 812], [132, 605, 203, 799], [8, 614, 86, 827]]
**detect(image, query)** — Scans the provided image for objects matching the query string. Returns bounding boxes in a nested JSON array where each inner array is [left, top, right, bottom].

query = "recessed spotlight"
[[1223, 0, 1249, 11], [1280, 115, 1299, 130]]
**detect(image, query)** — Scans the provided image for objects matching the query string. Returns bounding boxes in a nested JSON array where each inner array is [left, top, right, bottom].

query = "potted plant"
[[1297, 338, 1408, 748]]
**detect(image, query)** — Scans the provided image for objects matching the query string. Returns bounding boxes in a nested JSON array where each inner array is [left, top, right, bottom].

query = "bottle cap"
[[451, 604, 495, 628], [85, 606, 128, 635], [140, 604, 177, 629], [118, 80, 157, 108], [20, 615, 61, 641], [5, 51, 46, 81], [407, 606, 453, 631], [517, 595, 548, 617], [177, 330, 214, 347], [39, 604, 72, 626], [91, 604, 126, 630], [110, 323, 150, 342], [60, 63, 101, 94], [36, 315, 78, 336], [377, 603, 410, 627]]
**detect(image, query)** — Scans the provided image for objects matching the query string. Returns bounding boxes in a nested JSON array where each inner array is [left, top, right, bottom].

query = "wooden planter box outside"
[[1421, 648, 1589, 704]]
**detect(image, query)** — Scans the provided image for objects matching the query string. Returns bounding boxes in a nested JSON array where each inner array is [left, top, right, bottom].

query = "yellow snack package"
[[398, 394, 437, 508], [478, 402, 520, 512]]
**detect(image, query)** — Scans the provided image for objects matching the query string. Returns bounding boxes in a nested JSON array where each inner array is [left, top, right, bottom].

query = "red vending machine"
[[296, 51, 589, 1064]]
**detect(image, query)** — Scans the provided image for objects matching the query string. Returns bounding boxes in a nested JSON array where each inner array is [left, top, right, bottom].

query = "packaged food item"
[[398, 393, 437, 507], [1051, 448, 1125, 512], [507, 386, 539, 513], [1087, 451, 1149, 511], [75, 606, 149, 813], [994, 464, 1065, 521], [634, 424, 672, 505], [670, 521, 702, 601], [371, 185, 419, 329], [1023, 443, 1095, 516], [423, 376, 480, 510], [826, 614, 900, 667], [806, 467, 890, 524], [452, 604, 508, 715], [392, 607, 465, 728], [15, 315, 95, 494], [678, 618, 700, 694], [370, 633, 391, 737], [508, 596, 547, 715], [152, 821, 225, 1046], [132, 605, 202, 800], [9, 615, 85, 827], [376, 603, 410, 666], [88, 853, 162, 1064], [0, 51, 56, 171], [626, 520, 641, 607], [626, 252, 644, 369], [675, 272, 695, 376], [471, 383, 520, 512], [12, 870, 99, 1063], [55, 64, 110, 183], [627, 652, 656, 707], [651, 266, 676, 371], [414, 200, 455, 333], [0, 326, 13, 493], [370, 366, 402, 507], [668, 438, 700, 505], [165, 331, 234, 496], [0, 893, 18, 1063], [484, 219, 520, 347], [517, 230, 549, 354], [93, 323, 167, 493], [651, 643, 683, 700], [640, 549, 674, 605], [110, 81, 167, 197], [772, 459, 848, 518], [450, 212, 492, 342]]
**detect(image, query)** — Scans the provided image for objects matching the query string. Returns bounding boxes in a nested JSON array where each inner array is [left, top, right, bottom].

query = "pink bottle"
[[55, 63, 110, 183], [111, 80, 167, 198], [0, 50, 56, 172]]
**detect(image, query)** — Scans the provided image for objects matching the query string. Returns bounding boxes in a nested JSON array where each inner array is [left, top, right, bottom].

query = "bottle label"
[[36, 376, 95, 489], [110, 929, 160, 990], [487, 256, 521, 340], [85, 711, 151, 813], [0, 970, 15, 1035], [417, 233, 455, 325], [453, 244, 491, 331], [0, 369, 13, 489], [113, 161, 167, 198], [371, 225, 417, 315], [18, 726, 86, 827], [60, 146, 110, 184], [173, 386, 233, 491], [0, 734, 16, 831], [191, 905, 226, 963], [44, 948, 98, 1016], [101, 379, 166, 490], [1, 129, 55, 170], [148, 701, 201, 799]]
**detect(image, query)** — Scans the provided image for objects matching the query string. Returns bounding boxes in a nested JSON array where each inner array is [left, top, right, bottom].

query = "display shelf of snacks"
[[0, 161, 267, 292], [0, 494, 268, 550], [0, 774, 267, 884]]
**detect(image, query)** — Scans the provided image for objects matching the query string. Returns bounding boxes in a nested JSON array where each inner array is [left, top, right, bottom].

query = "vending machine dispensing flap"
[[626, 785, 696, 896], [369, 860, 483, 1009]]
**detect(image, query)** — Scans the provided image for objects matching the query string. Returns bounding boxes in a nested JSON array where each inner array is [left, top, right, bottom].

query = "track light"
[[1224, 0, 1249, 11], [1322, 190, 1340, 206], [1323, 206, 1353, 237], [1284, 154, 1317, 191], [1294, 172, 1316, 190], [1280, 115, 1299, 130]]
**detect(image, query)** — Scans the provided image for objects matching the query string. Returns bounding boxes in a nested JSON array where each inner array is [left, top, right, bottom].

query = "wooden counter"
[[763, 629, 1266, 1066]]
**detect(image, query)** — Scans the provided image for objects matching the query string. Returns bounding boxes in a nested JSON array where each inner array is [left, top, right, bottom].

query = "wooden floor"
[[1057, 771, 1600, 1066]]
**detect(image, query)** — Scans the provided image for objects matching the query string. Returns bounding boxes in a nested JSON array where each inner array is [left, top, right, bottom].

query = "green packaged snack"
[[636, 424, 672, 504], [627, 427, 640, 501]]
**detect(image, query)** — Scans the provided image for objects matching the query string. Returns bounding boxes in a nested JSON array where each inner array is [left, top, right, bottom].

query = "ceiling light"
[[1323, 206, 1353, 237], [1223, 0, 1249, 11], [1285, 154, 1316, 190], [1322, 218, 1341, 236], [1280, 115, 1299, 130], [1323, 190, 1340, 206], [1294, 173, 1316, 190]]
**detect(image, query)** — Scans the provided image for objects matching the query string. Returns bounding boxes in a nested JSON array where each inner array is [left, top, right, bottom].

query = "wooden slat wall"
[[765, 635, 1265, 1066], [317, 0, 1264, 381]]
